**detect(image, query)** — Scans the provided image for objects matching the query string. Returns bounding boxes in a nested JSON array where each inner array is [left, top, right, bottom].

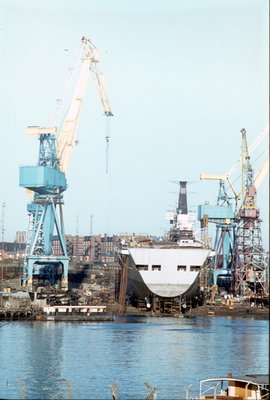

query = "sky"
[[0, 0, 269, 248]]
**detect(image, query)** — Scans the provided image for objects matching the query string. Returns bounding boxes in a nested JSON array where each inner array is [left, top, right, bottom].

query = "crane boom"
[[200, 173, 228, 181], [56, 60, 90, 173], [57, 37, 113, 173], [254, 158, 269, 190]]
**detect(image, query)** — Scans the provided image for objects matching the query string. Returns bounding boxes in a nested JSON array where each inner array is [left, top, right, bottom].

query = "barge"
[[40, 305, 115, 321]]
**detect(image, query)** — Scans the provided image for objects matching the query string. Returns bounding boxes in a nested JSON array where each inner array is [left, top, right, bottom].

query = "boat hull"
[[121, 246, 210, 300]]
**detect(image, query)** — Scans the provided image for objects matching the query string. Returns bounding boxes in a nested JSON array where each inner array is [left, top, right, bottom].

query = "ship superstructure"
[[166, 181, 197, 244]]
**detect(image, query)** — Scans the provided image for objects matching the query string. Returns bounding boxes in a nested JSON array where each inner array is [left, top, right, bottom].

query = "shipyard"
[[1, 169, 269, 320], [0, 1, 269, 399]]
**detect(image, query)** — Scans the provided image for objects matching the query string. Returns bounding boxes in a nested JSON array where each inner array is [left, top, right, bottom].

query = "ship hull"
[[121, 246, 210, 300]]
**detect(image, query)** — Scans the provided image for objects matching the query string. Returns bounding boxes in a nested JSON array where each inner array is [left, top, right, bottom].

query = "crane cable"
[[228, 147, 268, 189], [48, 43, 82, 128], [224, 127, 269, 196], [105, 135, 110, 174], [226, 125, 268, 177], [105, 115, 111, 174], [105, 115, 112, 238]]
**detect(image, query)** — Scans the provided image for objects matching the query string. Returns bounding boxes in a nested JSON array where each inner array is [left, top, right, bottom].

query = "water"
[[0, 315, 268, 399]]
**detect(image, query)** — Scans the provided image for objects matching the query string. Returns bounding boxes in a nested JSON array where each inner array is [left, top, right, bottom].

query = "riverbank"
[[1, 302, 268, 321], [1, 281, 268, 321], [122, 304, 269, 320], [187, 304, 269, 319]]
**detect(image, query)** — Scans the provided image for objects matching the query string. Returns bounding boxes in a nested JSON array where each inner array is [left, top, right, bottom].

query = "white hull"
[[121, 245, 210, 299]]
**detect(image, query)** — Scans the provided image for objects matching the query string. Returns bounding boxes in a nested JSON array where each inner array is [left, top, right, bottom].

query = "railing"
[[200, 382, 222, 399], [3, 379, 268, 400]]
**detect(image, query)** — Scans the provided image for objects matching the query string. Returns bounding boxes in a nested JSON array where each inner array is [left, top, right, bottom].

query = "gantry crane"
[[19, 37, 112, 291], [198, 175, 235, 289]]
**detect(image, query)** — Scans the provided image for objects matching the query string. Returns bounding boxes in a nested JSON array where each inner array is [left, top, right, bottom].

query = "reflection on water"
[[0, 316, 268, 399]]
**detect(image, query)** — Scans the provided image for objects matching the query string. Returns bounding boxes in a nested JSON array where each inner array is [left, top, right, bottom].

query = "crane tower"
[[199, 127, 268, 293], [19, 37, 112, 291], [231, 129, 268, 296]]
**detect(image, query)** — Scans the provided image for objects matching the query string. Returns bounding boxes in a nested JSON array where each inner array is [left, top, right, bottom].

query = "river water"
[[0, 315, 268, 399]]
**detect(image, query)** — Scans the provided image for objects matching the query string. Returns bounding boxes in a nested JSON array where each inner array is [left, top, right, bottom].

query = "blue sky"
[[0, 0, 269, 247]]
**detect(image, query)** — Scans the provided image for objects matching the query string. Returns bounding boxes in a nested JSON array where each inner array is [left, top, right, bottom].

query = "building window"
[[136, 264, 148, 271], [152, 265, 161, 271], [190, 265, 200, 271], [177, 265, 186, 271]]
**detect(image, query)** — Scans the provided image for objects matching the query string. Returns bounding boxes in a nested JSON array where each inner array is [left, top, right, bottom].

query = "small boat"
[[199, 373, 269, 400]]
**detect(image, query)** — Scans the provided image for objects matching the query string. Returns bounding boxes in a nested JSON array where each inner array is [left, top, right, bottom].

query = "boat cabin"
[[199, 374, 269, 400]]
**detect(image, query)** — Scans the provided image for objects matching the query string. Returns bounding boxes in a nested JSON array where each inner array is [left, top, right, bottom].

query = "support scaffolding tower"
[[232, 217, 267, 295], [231, 129, 268, 296]]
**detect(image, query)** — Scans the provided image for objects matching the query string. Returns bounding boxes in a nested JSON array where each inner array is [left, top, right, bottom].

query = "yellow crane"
[[57, 36, 113, 173], [200, 126, 269, 215]]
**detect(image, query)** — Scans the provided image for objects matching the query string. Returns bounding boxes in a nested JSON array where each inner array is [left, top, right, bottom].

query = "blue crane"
[[20, 128, 69, 290], [198, 178, 235, 289], [19, 37, 113, 291]]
